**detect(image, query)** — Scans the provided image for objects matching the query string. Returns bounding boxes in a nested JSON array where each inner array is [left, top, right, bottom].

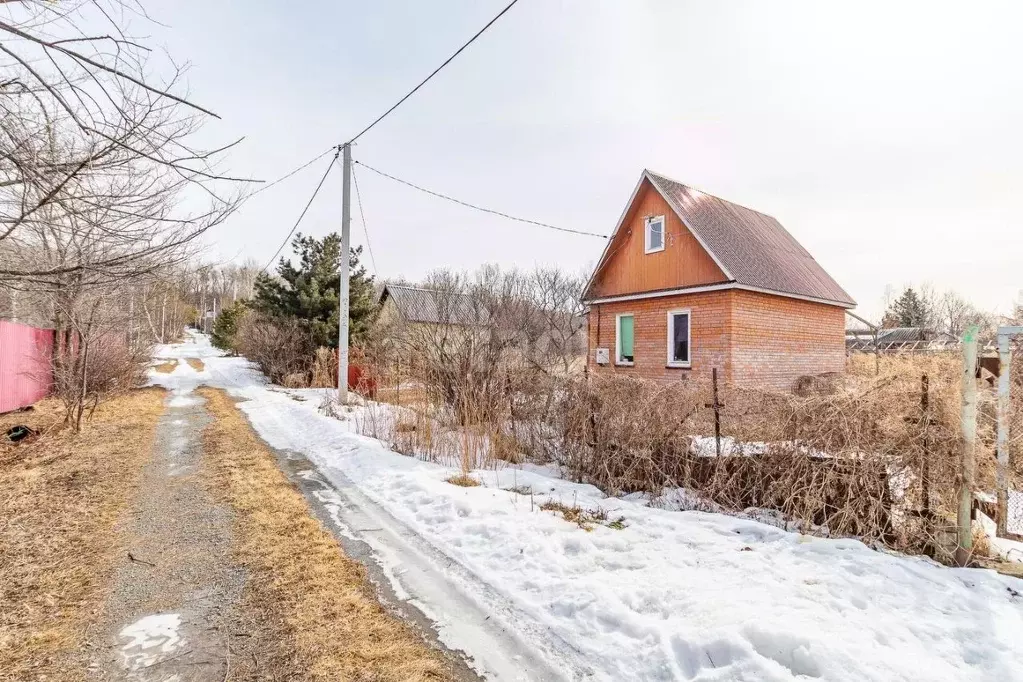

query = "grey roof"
[[636, 171, 855, 307], [874, 327, 954, 345], [380, 284, 479, 325]]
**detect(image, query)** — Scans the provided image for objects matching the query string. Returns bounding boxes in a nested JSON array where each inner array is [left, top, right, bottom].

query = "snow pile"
[[150, 334, 1023, 682]]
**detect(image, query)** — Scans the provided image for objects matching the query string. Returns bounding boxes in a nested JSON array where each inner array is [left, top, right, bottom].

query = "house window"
[[644, 215, 665, 253], [616, 314, 634, 365], [667, 310, 691, 366]]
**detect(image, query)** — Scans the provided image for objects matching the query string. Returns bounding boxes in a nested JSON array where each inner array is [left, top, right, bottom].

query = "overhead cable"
[[355, 160, 608, 239], [260, 149, 340, 273], [349, 161, 379, 275], [345, 0, 521, 145]]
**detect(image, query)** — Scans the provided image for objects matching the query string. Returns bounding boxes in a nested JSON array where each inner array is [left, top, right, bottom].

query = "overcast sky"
[[151, 0, 1021, 320]]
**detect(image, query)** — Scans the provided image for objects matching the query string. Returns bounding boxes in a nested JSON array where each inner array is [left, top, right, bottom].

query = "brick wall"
[[587, 288, 847, 390], [730, 290, 846, 390], [587, 290, 734, 382]]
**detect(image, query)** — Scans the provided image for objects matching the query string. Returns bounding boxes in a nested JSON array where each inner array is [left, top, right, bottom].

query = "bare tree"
[[0, 1, 243, 283], [0, 2, 252, 428]]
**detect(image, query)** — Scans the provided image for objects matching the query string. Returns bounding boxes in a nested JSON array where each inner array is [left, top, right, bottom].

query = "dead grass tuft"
[[185, 357, 205, 372], [0, 388, 166, 680], [505, 484, 533, 496], [152, 359, 177, 373], [197, 387, 453, 682], [446, 474, 481, 487], [539, 499, 625, 531]]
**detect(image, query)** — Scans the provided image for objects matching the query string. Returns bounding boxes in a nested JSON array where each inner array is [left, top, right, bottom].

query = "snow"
[[118, 613, 184, 670], [151, 332, 1023, 682]]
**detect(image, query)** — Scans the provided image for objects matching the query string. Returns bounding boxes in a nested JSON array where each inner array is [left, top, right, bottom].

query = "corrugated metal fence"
[[0, 320, 55, 414]]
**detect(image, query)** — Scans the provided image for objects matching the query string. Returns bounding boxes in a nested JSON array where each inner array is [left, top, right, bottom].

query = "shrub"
[[52, 330, 150, 431], [211, 301, 248, 352], [235, 313, 316, 385]]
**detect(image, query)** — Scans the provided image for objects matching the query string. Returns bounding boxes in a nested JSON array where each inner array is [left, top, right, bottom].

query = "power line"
[[355, 160, 608, 239], [349, 161, 379, 275], [260, 149, 340, 273], [241, 146, 337, 202], [345, 0, 521, 145]]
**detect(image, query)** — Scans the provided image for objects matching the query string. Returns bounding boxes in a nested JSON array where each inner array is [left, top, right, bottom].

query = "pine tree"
[[882, 286, 929, 327], [211, 300, 247, 352], [252, 232, 376, 348]]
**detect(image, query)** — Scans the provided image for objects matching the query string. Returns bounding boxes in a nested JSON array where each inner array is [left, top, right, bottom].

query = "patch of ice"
[[118, 613, 184, 670]]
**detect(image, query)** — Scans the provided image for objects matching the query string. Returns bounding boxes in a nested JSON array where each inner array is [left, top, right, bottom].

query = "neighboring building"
[[582, 169, 855, 390], [376, 283, 586, 371], [376, 283, 479, 329], [846, 326, 957, 352]]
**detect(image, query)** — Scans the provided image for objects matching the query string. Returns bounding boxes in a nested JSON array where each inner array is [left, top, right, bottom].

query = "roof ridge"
[[644, 169, 778, 221], [386, 283, 446, 293]]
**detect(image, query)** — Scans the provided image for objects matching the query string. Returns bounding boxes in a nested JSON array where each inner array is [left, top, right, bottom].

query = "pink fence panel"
[[0, 320, 55, 414]]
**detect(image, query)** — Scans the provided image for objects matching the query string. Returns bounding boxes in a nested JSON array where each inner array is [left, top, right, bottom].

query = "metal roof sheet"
[[380, 284, 480, 325], [642, 171, 856, 307]]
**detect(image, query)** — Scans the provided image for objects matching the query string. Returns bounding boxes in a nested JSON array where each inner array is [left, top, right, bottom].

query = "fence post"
[[920, 373, 930, 516], [996, 331, 1012, 536], [712, 368, 722, 457], [956, 325, 979, 567]]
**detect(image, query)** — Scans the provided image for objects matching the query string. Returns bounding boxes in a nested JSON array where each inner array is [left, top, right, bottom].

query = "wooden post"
[[956, 326, 979, 567], [920, 373, 930, 516]]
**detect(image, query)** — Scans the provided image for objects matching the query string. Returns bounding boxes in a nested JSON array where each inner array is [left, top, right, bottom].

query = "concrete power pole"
[[338, 143, 352, 403], [956, 325, 979, 567]]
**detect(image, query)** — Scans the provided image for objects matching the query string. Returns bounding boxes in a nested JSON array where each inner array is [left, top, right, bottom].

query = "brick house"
[[582, 170, 855, 390]]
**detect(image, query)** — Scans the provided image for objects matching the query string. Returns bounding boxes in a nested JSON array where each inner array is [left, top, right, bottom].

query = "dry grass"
[[0, 388, 166, 681], [152, 359, 177, 373], [538, 499, 627, 531], [446, 474, 481, 487], [197, 387, 453, 682], [184, 357, 205, 372]]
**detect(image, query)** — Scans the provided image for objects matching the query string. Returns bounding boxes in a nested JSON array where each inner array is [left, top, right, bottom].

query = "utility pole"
[[338, 143, 352, 403], [956, 325, 979, 567]]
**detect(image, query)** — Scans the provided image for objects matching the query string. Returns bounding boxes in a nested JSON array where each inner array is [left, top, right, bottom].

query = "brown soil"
[[185, 358, 205, 372], [153, 360, 178, 373]]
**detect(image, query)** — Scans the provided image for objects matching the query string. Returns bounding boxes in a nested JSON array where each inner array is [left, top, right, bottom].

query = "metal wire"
[[355, 160, 607, 239], [260, 149, 340, 273]]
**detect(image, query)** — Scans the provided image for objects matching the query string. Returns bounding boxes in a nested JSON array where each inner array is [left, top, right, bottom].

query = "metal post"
[[338, 143, 352, 403], [956, 325, 979, 567], [712, 367, 722, 457], [921, 373, 930, 516]]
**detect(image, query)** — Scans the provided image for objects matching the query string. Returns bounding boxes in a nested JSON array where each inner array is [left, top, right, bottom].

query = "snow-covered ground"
[[151, 333, 1023, 682]]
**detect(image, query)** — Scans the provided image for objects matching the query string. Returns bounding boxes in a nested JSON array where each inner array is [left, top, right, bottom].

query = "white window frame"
[[644, 215, 665, 254], [615, 313, 635, 366], [666, 308, 692, 368]]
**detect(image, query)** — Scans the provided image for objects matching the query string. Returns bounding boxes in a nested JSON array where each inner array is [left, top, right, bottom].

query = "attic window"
[[644, 216, 665, 254]]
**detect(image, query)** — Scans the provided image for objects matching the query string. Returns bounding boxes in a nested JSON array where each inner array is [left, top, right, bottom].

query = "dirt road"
[[86, 389, 242, 681]]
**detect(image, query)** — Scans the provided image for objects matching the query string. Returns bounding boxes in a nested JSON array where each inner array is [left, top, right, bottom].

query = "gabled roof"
[[379, 284, 479, 325], [585, 170, 855, 308]]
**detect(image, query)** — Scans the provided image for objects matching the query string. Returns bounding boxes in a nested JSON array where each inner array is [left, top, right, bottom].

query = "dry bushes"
[[0, 389, 165, 681], [235, 313, 316, 384], [51, 332, 151, 431], [198, 388, 453, 681], [363, 348, 978, 556], [552, 360, 955, 547], [537, 353, 973, 554]]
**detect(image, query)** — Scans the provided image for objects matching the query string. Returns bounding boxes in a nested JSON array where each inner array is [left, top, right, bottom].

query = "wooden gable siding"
[[588, 179, 727, 298]]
